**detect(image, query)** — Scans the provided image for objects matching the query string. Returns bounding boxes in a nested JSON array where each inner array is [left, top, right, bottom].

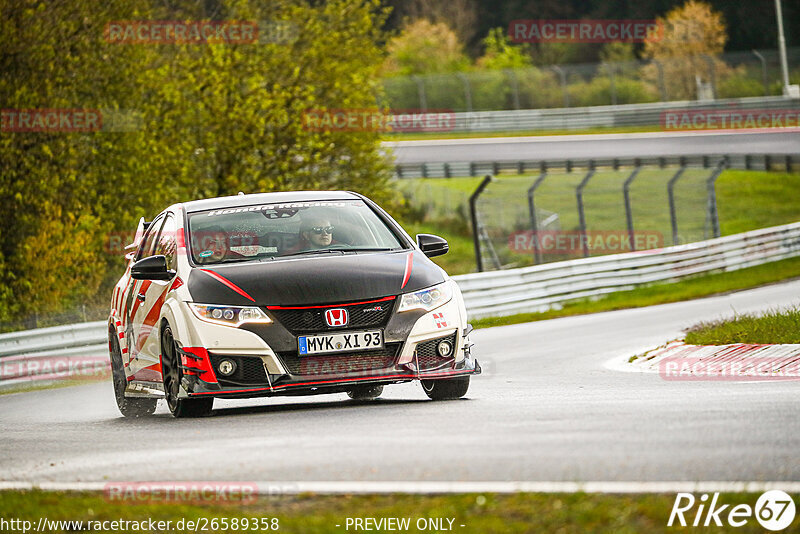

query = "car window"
[[187, 200, 406, 265], [156, 214, 177, 270], [136, 215, 165, 260]]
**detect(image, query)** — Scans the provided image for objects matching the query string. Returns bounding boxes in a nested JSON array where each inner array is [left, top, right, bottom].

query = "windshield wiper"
[[279, 249, 347, 258], [341, 248, 397, 253]]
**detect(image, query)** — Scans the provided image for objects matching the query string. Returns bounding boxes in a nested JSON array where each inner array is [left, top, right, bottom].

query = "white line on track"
[[3, 481, 800, 494]]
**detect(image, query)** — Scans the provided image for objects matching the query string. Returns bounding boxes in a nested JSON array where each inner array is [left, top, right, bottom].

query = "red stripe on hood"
[[199, 269, 256, 302], [400, 252, 413, 289]]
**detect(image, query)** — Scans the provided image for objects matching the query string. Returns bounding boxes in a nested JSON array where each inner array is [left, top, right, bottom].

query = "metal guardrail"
[[0, 321, 109, 387], [0, 321, 107, 358], [1, 221, 799, 384], [386, 95, 800, 137], [455, 221, 800, 319], [394, 152, 799, 179]]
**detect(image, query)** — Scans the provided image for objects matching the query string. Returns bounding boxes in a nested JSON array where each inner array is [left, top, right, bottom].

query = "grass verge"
[[471, 255, 800, 329], [1, 490, 796, 533], [685, 307, 800, 345]]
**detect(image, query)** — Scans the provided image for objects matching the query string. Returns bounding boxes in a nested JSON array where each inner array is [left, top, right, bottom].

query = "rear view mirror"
[[131, 255, 174, 281], [416, 234, 449, 258]]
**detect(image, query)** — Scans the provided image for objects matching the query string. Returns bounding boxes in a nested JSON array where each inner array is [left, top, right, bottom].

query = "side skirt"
[[125, 380, 165, 398]]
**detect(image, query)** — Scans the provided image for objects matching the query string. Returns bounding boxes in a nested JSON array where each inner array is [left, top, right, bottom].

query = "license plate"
[[298, 330, 384, 355]]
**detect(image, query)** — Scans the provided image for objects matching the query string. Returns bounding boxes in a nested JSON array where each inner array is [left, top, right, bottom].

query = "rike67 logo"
[[668, 491, 796, 531]]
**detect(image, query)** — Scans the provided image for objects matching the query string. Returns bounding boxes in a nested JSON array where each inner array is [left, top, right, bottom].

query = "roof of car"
[[182, 191, 362, 213]]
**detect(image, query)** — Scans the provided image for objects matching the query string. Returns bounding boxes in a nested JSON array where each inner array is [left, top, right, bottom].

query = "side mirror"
[[416, 234, 449, 258], [131, 255, 175, 281]]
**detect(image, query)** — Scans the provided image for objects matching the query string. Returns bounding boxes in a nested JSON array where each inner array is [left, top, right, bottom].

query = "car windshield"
[[187, 199, 406, 265]]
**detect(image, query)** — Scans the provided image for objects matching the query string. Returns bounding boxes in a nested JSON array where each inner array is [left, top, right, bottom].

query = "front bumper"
[[179, 336, 481, 399], [173, 285, 479, 399]]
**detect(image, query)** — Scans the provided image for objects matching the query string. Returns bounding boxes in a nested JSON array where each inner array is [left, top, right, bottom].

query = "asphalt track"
[[384, 130, 800, 164], [2, 279, 800, 484]]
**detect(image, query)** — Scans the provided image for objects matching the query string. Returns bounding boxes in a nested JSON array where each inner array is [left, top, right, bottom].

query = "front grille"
[[415, 333, 457, 370], [209, 354, 268, 387], [277, 343, 401, 376], [270, 298, 395, 335]]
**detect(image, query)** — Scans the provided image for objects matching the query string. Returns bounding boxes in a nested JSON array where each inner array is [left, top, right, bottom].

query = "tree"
[[389, 0, 479, 45], [382, 19, 470, 76], [476, 28, 531, 70], [0, 0, 394, 327], [642, 0, 729, 100]]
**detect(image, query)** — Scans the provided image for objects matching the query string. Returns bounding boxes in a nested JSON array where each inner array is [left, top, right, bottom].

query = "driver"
[[285, 213, 338, 254]]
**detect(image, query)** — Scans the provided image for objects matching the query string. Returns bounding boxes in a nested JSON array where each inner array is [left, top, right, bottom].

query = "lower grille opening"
[[277, 343, 401, 377], [415, 332, 458, 370], [209, 354, 268, 387]]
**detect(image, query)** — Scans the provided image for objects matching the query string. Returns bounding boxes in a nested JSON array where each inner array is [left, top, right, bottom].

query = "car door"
[[125, 214, 167, 380], [137, 213, 179, 369]]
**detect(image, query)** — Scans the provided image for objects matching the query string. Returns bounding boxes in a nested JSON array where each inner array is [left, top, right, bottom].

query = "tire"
[[347, 385, 384, 400], [109, 328, 156, 418], [161, 324, 214, 418], [421, 376, 470, 400]]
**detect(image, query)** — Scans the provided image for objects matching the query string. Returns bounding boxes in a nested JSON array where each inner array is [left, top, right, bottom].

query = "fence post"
[[608, 64, 618, 106], [576, 162, 596, 258], [706, 158, 727, 239], [456, 73, 473, 113], [652, 59, 667, 101], [667, 164, 687, 245], [622, 165, 642, 251], [469, 175, 493, 272], [752, 50, 769, 96], [551, 66, 570, 107], [505, 69, 521, 110], [527, 169, 549, 265], [701, 54, 717, 99], [412, 75, 427, 112]]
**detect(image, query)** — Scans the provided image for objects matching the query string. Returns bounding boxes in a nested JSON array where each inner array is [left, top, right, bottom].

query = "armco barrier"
[[1, 221, 799, 384], [455, 221, 800, 319], [393, 153, 799, 179], [0, 321, 108, 387], [387, 95, 800, 135], [0, 320, 106, 358]]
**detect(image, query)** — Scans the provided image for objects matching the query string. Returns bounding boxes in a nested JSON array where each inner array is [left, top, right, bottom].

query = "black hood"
[[187, 251, 445, 306]]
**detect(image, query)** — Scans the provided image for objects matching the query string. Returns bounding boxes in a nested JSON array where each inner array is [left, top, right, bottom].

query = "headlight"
[[189, 303, 272, 327], [398, 282, 453, 312]]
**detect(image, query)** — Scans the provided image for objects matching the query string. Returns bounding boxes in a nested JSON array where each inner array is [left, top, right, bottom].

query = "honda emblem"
[[325, 308, 348, 327]]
